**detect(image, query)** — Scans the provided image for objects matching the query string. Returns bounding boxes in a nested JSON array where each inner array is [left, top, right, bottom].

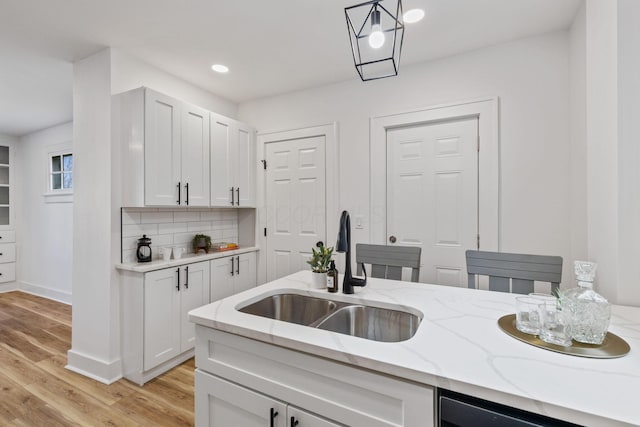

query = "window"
[[50, 152, 73, 191]]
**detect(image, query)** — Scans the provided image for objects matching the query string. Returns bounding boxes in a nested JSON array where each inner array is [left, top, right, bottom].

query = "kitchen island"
[[189, 271, 640, 426]]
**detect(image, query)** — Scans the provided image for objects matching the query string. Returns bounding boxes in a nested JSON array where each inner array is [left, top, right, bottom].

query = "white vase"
[[310, 272, 327, 289]]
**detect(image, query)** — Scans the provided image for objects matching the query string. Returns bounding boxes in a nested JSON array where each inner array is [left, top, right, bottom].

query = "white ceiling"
[[0, 0, 582, 137]]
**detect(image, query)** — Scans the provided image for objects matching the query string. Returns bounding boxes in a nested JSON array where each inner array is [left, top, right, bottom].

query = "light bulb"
[[368, 8, 385, 49], [369, 24, 385, 49]]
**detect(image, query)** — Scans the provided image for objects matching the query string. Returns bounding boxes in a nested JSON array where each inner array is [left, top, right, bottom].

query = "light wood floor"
[[0, 291, 195, 426]]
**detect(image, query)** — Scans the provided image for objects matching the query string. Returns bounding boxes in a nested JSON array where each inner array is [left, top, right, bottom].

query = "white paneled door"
[[386, 117, 478, 286], [265, 136, 326, 281]]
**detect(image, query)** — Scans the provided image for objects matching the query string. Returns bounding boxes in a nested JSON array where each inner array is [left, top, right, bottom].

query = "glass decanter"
[[563, 261, 610, 345]]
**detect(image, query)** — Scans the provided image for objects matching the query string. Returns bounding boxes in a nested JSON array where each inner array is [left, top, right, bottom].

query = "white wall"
[[239, 31, 578, 289], [110, 49, 237, 118], [569, 3, 588, 277], [15, 122, 73, 303]]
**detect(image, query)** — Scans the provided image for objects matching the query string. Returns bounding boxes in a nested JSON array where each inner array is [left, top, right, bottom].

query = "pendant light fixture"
[[345, 0, 404, 81]]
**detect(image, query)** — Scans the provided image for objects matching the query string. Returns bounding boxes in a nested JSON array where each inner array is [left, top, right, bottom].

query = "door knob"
[[389, 235, 397, 243]]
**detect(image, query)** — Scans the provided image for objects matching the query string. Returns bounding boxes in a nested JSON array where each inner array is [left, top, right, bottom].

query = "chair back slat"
[[356, 244, 421, 282], [466, 250, 562, 294]]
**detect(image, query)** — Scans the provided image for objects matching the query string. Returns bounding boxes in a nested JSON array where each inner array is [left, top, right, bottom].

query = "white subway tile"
[[187, 221, 214, 232], [158, 222, 188, 235], [200, 210, 223, 221], [140, 211, 174, 224], [122, 223, 158, 237], [174, 211, 201, 222], [121, 211, 141, 225]]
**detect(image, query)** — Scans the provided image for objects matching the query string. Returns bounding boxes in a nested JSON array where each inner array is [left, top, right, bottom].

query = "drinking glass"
[[538, 300, 573, 346], [515, 296, 542, 334]]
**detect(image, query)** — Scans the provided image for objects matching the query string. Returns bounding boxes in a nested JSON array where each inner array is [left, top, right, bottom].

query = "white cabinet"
[[210, 252, 257, 302], [115, 87, 210, 207], [121, 260, 210, 384], [0, 231, 16, 284], [210, 113, 256, 207], [195, 328, 434, 427], [195, 371, 339, 427]]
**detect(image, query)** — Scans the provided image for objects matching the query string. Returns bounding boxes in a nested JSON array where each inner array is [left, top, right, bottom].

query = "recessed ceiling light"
[[211, 64, 229, 73], [403, 8, 425, 24]]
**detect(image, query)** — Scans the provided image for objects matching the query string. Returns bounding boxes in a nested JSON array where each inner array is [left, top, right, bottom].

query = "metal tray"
[[498, 314, 630, 359]]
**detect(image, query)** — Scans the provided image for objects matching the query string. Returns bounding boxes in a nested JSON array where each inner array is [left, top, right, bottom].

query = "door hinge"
[[261, 159, 267, 170], [264, 227, 267, 237], [477, 234, 480, 249]]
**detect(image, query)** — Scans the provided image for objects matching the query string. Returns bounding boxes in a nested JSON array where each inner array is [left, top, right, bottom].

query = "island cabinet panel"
[[210, 252, 256, 302], [196, 371, 339, 427], [195, 327, 434, 427]]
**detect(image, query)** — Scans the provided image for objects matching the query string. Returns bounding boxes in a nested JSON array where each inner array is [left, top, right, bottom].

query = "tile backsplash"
[[121, 207, 239, 263]]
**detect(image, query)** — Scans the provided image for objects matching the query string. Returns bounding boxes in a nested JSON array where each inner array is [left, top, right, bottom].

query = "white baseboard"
[[66, 349, 123, 385], [17, 280, 72, 305], [0, 281, 19, 293]]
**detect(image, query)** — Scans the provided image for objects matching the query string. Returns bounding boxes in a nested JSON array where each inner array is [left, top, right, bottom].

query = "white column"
[[66, 49, 122, 383]]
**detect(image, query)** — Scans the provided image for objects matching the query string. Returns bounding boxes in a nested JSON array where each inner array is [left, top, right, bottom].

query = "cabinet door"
[[210, 257, 234, 302], [144, 267, 181, 370], [144, 89, 181, 206], [181, 261, 210, 352], [234, 252, 256, 295], [195, 371, 287, 427], [288, 406, 341, 427], [181, 103, 210, 207], [235, 122, 256, 207], [210, 113, 234, 207]]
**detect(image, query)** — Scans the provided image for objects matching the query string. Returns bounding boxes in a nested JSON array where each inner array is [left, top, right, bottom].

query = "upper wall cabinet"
[[115, 87, 211, 207], [210, 113, 256, 207]]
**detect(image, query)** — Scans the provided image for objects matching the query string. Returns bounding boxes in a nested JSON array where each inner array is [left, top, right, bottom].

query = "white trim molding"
[[66, 349, 123, 385], [256, 123, 339, 285], [370, 97, 500, 252]]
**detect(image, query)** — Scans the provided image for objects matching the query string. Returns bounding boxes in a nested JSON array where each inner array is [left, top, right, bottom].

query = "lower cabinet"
[[210, 252, 256, 302], [194, 327, 434, 427], [0, 230, 16, 284], [196, 371, 339, 427], [121, 260, 210, 384]]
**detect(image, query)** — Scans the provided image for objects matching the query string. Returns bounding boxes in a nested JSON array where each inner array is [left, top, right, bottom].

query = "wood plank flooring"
[[0, 291, 195, 426]]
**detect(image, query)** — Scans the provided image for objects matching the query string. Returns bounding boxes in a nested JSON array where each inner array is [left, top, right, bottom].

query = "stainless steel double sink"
[[237, 293, 421, 342]]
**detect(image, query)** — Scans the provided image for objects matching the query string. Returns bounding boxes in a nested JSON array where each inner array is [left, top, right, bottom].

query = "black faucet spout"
[[336, 210, 367, 294]]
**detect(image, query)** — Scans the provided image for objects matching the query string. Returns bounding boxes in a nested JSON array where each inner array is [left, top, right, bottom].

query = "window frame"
[[44, 143, 73, 203]]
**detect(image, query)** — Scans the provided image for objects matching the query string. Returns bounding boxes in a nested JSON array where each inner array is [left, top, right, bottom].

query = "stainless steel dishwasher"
[[438, 390, 583, 427]]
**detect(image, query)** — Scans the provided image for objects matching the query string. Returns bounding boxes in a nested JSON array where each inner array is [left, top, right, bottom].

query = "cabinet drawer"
[[0, 231, 15, 243], [0, 243, 15, 263], [0, 263, 15, 283]]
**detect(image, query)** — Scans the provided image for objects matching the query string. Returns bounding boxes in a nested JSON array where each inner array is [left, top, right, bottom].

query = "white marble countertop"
[[188, 270, 640, 427], [115, 246, 259, 273]]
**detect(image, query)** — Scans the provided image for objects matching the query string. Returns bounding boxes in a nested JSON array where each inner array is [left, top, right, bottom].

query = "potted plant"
[[306, 241, 333, 288], [192, 234, 212, 254]]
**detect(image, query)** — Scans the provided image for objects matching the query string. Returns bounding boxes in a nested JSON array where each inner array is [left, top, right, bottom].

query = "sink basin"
[[316, 305, 421, 342], [238, 292, 422, 342], [238, 293, 339, 326]]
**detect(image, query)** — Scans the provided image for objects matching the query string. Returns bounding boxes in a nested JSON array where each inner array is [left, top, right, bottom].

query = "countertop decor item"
[[307, 241, 333, 288], [192, 234, 212, 253], [498, 314, 629, 359], [345, 0, 404, 81], [564, 261, 611, 345], [136, 235, 152, 263]]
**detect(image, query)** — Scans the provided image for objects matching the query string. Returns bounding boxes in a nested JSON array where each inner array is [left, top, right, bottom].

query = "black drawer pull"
[[270, 408, 279, 427], [291, 416, 299, 427]]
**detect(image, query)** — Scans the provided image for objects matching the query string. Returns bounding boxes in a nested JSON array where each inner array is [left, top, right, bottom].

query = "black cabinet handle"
[[230, 256, 235, 276], [290, 416, 299, 427], [184, 265, 189, 289], [185, 183, 189, 206], [177, 181, 181, 205], [0, 253, 3, 256], [270, 408, 279, 427], [230, 187, 235, 205], [236, 256, 240, 275], [176, 268, 180, 291], [236, 187, 240, 206]]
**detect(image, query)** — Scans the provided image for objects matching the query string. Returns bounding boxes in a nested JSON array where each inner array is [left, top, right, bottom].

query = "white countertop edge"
[[188, 271, 640, 427], [116, 246, 259, 272]]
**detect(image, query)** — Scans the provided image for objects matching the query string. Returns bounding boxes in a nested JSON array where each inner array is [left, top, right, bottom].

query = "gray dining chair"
[[356, 244, 422, 282], [465, 250, 562, 294]]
